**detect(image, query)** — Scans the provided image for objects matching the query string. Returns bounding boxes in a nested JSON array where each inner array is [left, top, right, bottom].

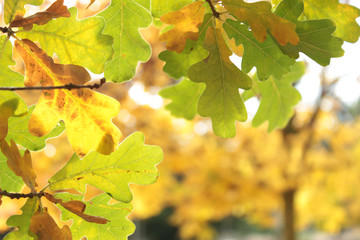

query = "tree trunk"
[[282, 189, 296, 240]]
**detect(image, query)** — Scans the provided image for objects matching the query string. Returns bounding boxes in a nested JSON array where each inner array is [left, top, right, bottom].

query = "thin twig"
[[0, 78, 106, 91], [0, 190, 45, 199], [205, 0, 220, 18]]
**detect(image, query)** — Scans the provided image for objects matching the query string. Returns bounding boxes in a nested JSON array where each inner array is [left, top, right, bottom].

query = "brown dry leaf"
[[222, 0, 299, 45], [45, 193, 109, 224], [0, 140, 37, 192], [10, 0, 70, 30], [14, 39, 121, 157], [87, 0, 96, 9], [30, 208, 72, 240], [159, 1, 205, 53]]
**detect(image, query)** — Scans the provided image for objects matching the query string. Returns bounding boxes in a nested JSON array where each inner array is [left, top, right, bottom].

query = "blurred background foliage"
[[1, 0, 360, 240]]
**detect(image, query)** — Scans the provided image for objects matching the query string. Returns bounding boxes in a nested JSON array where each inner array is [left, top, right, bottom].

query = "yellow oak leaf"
[[14, 39, 121, 157], [222, 0, 299, 45], [0, 139, 37, 192], [159, 1, 205, 53], [10, 0, 70, 31], [30, 208, 72, 240]]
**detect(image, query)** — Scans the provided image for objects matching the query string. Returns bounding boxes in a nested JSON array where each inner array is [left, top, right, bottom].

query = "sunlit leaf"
[[10, 0, 70, 30], [49, 132, 163, 202], [222, 0, 299, 45], [0, 92, 28, 141], [159, 1, 205, 53], [159, 40, 208, 79], [17, 8, 113, 74], [159, 78, 205, 120], [0, 139, 37, 191], [4, 0, 44, 24], [4, 198, 39, 240], [14, 39, 121, 157], [188, 18, 252, 137], [99, 0, 152, 82], [0, 150, 23, 192], [0, 36, 24, 87], [274, 0, 344, 66], [223, 19, 296, 80], [7, 105, 65, 151], [57, 193, 134, 240], [30, 208, 72, 240], [135, 0, 193, 19], [302, 0, 360, 43], [251, 62, 305, 131]]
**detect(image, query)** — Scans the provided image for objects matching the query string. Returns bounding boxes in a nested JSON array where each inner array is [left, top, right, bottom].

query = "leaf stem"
[[0, 78, 106, 91], [205, 0, 220, 18], [0, 190, 45, 199]]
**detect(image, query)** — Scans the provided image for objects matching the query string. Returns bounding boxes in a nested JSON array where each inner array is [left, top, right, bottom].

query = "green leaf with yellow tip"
[[56, 193, 134, 240], [17, 8, 113, 74], [188, 19, 252, 138], [4, 0, 43, 24], [99, 0, 152, 82], [49, 132, 163, 203]]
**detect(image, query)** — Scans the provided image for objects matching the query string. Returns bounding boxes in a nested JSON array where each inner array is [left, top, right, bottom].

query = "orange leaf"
[[159, 1, 205, 53], [45, 193, 109, 224], [30, 208, 72, 240], [0, 140, 37, 192], [222, 0, 299, 45], [14, 39, 121, 157], [10, 0, 70, 30]]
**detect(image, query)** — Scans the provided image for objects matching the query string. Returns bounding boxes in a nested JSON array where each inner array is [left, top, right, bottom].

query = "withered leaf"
[[45, 193, 109, 224], [10, 0, 70, 31], [14, 39, 121, 157], [159, 1, 205, 53], [0, 139, 37, 192], [30, 208, 72, 240]]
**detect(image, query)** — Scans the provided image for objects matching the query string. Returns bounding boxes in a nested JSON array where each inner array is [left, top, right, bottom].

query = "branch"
[[0, 190, 45, 199], [205, 0, 220, 18], [0, 78, 106, 91]]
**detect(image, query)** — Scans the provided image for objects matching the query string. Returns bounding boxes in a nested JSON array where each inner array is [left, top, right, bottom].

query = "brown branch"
[[0, 190, 45, 199], [205, 0, 220, 18], [0, 78, 106, 91]]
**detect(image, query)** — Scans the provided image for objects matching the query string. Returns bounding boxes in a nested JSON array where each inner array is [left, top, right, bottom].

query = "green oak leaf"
[[274, 0, 344, 66], [251, 62, 305, 131], [0, 36, 24, 87], [159, 78, 205, 120], [99, 0, 152, 82], [0, 92, 28, 141], [56, 193, 134, 240], [49, 132, 163, 202], [4, 0, 43, 24], [0, 150, 24, 192], [188, 18, 251, 138], [17, 8, 113, 74], [134, 0, 193, 19], [4, 198, 38, 240], [223, 19, 295, 80], [6, 105, 65, 151], [303, 0, 360, 43], [159, 40, 208, 79]]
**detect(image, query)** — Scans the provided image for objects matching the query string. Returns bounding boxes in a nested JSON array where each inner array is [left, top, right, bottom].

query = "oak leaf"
[[188, 17, 252, 137], [14, 39, 121, 157], [0, 139, 37, 192], [4, 0, 43, 24], [10, 0, 70, 30], [159, 1, 206, 53], [45, 193, 109, 224], [30, 208, 72, 240], [222, 0, 299, 45]]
